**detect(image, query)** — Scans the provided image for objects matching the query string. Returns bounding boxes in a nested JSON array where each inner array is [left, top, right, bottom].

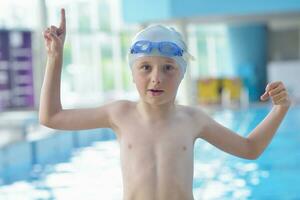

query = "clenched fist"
[[260, 81, 291, 108]]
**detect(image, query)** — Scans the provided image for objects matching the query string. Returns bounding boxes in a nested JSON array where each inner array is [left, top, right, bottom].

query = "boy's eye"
[[141, 64, 151, 70], [164, 64, 174, 71]]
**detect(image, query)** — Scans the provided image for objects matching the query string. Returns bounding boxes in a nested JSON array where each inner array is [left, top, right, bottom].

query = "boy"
[[39, 9, 291, 200]]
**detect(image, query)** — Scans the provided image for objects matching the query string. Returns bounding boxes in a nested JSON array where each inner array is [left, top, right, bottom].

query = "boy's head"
[[128, 24, 190, 77], [128, 25, 192, 105]]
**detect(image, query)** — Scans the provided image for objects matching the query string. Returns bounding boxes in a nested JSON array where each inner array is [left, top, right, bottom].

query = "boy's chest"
[[116, 117, 197, 188], [115, 116, 198, 159]]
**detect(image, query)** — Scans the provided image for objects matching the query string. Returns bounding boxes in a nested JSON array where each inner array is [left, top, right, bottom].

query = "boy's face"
[[132, 56, 183, 105]]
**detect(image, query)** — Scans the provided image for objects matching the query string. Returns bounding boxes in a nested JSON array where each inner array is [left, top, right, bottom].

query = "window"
[[45, 0, 139, 106]]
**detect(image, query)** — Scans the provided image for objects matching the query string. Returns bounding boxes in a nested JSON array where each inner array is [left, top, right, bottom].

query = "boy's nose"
[[151, 70, 162, 84]]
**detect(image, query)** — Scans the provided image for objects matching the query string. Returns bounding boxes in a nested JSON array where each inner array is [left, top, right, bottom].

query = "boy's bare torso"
[[111, 101, 203, 200]]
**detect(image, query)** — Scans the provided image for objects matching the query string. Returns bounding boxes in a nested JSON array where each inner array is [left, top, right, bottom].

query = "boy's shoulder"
[[107, 100, 140, 119], [176, 104, 209, 119], [108, 99, 135, 112], [177, 104, 213, 129], [175, 105, 212, 138]]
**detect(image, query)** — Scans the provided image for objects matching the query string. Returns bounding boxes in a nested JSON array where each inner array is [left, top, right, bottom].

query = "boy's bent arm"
[[199, 105, 288, 160], [247, 105, 289, 159], [39, 8, 122, 131], [247, 81, 291, 158], [197, 81, 290, 160], [39, 55, 63, 125], [41, 100, 126, 130], [39, 8, 66, 126], [39, 51, 121, 130], [198, 112, 253, 159], [39, 45, 125, 130]]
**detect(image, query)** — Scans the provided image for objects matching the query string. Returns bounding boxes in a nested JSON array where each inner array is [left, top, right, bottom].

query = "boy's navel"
[[182, 146, 187, 151], [128, 144, 132, 149]]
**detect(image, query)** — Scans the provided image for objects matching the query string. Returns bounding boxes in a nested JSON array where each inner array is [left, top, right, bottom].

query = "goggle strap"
[[184, 51, 195, 61]]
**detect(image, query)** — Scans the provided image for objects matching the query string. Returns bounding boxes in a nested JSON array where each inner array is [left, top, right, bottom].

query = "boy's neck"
[[136, 100, 176, 123]]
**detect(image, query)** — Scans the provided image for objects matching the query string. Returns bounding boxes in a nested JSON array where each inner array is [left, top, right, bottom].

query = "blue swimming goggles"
[[130, 40, 184, 57]]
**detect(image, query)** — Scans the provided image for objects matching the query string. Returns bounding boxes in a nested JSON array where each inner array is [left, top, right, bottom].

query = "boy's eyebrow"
[[138, 61, 150, 64], [136, 59, 176, 65], [135, 61, 152, 67], [165, 60, 176, 64]]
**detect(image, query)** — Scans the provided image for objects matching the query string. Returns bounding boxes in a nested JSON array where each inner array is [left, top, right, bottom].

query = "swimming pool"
[[0, 105, 299, 199]]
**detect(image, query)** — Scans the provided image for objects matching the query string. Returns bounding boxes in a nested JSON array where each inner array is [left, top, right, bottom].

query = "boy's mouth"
[[148, 89, 164, 96]]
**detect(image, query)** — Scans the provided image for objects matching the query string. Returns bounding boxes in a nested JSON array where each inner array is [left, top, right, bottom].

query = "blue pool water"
[[0, 105, 299, 199], [193, 106, 300, 199]]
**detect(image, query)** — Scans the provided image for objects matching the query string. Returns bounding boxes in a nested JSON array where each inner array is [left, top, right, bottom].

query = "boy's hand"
[[43, 8, 66, 56], [260, 81, 291, 107]]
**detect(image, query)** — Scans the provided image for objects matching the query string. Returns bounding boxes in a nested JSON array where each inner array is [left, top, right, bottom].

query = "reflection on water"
[[193, 140, 269, 199], [0, 141, 122, 200]]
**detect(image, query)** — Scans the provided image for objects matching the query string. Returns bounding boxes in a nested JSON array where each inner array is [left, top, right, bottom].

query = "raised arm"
[[247, 81, 290, 158], [39, 8, 66, 126], [197, 81, 291, 160], [39, 8, 123, 131]]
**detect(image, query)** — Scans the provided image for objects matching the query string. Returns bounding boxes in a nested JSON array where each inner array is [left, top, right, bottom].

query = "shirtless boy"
[[39, 9, 291, 200]]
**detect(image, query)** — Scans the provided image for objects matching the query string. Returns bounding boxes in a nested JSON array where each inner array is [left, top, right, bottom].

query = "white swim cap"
[[128, 25, 193, 77]]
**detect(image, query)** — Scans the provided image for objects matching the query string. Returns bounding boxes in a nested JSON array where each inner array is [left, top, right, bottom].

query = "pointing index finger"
[[59, 8, 66, 30]]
